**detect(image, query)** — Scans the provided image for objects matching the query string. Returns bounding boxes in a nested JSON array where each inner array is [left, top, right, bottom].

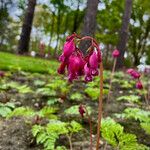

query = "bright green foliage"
[[101, 118, 149, 150], [46, 77, 70, 95], [85, 87, 99, 100], [64, 105, 92, 115], [140, 123, 150, 135], [119, 108, 150, 122], [7, 107, 35, 118], [7, 106, 58, 119], [2, 81, 33, 94], [117, 95, 140, 103], [33, 80, 46, 87], [120, 80, 135, 89], [36, 87, 57, 96], [32, 120, 82, 150], [0, 52, 58, 73], [70, 92, 83, 101], [47, 98, 60, 106], [0, 102, 15, 117], [38, 106, 58, 120], [115, 108, 150, 135]]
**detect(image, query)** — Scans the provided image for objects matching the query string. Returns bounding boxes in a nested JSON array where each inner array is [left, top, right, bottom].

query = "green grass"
[[0, 52, 58, 73]]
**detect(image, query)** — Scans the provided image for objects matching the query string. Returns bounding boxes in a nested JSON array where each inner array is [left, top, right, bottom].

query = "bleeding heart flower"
[[89, 50, 98, 69], [127, 68, 134, 74], [112, 49, 120, 58], [127, 68, 140, 79], [79, 105, 85, 117], [136, 81, 143, 89], [63, 38, 75, 58], [67, 55, 81, 82]]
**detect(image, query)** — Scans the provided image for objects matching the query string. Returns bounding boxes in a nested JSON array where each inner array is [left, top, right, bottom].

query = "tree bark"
[[79, 0, 99, 54], [18, 0, 36, 54], [116, 0, 132, 68]]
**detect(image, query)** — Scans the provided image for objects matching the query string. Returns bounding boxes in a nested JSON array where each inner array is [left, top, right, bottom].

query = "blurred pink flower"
[[136, 81, 143, 89], [112, 49, 120, 58], [127, 68, 140, 79]]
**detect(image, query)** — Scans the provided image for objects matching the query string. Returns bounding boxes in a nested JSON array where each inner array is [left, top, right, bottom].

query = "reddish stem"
[[84, 106, 93, 150], [96, 62, 103, 150]]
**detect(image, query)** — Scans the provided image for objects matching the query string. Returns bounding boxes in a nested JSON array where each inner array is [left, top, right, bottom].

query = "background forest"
[[1, 0, 150, 66]]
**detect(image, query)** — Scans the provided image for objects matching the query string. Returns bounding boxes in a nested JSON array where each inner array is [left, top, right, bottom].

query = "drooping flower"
[[63, 38, 75, 58], [127, 68, 140, 79], [112, 49, 120, 58], [57, 61, 67, 74], [57, 33, 102, 82], [84, 63, 93, 82], [89, 50, 98, 69], [127, 68, 134, 74], [79, 105, 85, 117], [68, 55, 81, 82], [136, 81, 143, 89]]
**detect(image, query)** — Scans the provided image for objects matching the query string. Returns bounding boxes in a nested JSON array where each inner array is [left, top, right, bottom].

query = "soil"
[[0, 117, 42, 150]]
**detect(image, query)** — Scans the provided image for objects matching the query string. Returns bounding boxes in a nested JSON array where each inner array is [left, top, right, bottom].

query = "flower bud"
[[136, 81, 143, 89], [112, 49, 120, 58]]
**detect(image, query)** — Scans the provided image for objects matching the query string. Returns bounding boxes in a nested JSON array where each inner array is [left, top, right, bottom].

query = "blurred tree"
[[18, 0, 36, 54], [116, 0, 133, 68], [80, 0, 99, 54], [128, 0, 150, 66], [0, 0, 12, 48]]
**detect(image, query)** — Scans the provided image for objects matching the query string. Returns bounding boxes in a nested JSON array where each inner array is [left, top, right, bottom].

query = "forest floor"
[[0, 52, 150, 150]]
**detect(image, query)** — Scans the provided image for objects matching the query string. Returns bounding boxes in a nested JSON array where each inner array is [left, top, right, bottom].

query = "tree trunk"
[[116, 0, 132, 68], [79, 0, 99, 54], [18, 0, 36, 54]]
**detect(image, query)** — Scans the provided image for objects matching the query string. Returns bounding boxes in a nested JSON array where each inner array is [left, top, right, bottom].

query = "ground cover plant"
[[0, 48, 150, 149]]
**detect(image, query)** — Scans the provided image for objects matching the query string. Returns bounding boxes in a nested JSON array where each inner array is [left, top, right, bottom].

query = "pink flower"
[[136, 81, 143, 89], [127, 68, 134, 74], [68, 55, 81, 82], [79, 105, 85, 117], [84, 63, 93, 82], [63, 38, 75, 58], [127, 69, 140, 79], [89, 51, 98, 69], [57, 61, 67, 74], [112, 49, 120, 58]]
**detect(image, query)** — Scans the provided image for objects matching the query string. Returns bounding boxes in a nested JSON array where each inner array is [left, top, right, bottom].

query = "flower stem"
[[67, 134, 73, 150], [84, 106, 93, 150], [96, 62, 103, 150], [107, 58, 117, 102]]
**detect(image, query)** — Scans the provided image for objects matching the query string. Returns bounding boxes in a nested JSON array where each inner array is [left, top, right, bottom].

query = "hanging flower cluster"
[[57, 33, 102, 82], [127, 68, 143, 89]]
